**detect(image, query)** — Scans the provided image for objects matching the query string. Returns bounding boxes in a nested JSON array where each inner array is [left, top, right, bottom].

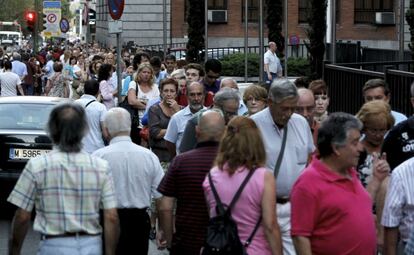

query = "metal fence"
[[324, 62, 414, 116]]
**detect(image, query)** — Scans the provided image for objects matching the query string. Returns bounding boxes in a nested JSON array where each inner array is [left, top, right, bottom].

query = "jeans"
[[264, 72, 278, 85], [37, 235, 102, 255]]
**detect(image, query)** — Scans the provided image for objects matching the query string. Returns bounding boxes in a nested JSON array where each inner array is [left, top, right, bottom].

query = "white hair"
[[103, 107, 131, 136]]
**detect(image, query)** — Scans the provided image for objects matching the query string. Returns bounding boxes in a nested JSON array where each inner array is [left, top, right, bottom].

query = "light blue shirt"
[[251, 109, 315, 197], [155, 71, 168, 86], [391, 110, 407, 126], [164, 105, 203, 154], [11, 60, 27, 79], [75, 95, 107, 154], [93, 136, 164, 208]]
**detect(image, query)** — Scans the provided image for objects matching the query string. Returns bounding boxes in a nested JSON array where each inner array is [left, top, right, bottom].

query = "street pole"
[[117, 32, 122, 103], [163, 0, 167, 60], [259, 0, 264, 83], [204, 0, 208, 63], [399, 0, 405, 60], [34, 0, 39, 54], [331, 0, 336, 63], [244, 0, 248, 83], [284, 0, 288, 77]]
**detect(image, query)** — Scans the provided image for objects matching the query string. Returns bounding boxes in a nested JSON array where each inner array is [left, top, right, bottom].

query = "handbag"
[[139, 126, 149, 141], [119, 83, 139, 127]]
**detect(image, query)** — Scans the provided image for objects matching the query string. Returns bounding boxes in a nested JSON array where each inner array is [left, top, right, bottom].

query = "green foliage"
[[266, 0, 284, 55], [406, 1, 414, 66], [221, 53, 260, 76], [220, 53, 310, 77], [186, 0, 205, 63]]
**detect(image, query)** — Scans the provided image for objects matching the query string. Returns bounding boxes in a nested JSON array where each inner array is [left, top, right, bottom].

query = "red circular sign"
[[107, 0, 125, 20]]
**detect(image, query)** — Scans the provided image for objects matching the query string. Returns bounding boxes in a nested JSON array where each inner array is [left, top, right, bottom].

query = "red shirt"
[[291, 157, 376, 255]]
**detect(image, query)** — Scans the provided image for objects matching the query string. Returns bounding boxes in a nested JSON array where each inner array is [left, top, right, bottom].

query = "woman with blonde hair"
[[356, 100, 393, 253], [127, 63, 160, 144], [203, 116, 282, 255]]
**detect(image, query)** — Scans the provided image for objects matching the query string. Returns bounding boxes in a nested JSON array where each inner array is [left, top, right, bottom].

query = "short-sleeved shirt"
[[157, 141, 219, 254], [7, 150, 116, 235], [75, 95, 107, 153], [164, 105, 204, 154], [251, 109, 315, 197], [264, 49, 282, 75], [391, 110, 407, 125], [128, 81, 160, 127], [11, 60, 28, 79], [203, 166, 272, 255], [382, 116, 414, 170], [0, 71, 21, 96], [93, 136, 164, 208], [381, 157, 414, 242], [291, 158, 377, 254]]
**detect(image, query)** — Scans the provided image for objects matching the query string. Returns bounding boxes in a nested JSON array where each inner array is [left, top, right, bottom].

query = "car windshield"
[[0, 103, 55, 130]]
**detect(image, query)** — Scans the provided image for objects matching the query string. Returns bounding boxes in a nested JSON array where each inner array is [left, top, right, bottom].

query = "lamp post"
[[259, 0, 264, 83], [244, 0, 248, 82]]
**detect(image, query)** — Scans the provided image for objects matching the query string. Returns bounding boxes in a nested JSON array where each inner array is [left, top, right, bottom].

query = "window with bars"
[[354, 0, 394, 24], [299, 0, 340, 24], [241, 0, 259, 23]]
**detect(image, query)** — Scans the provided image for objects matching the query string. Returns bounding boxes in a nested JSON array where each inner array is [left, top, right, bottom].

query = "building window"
[[208, 0, 227, 9], [354, 0, 394, 24], [241, 0, 259, 23], [299, 0, 340, 24]]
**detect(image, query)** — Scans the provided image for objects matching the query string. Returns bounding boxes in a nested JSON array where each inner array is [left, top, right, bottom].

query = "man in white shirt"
[[75, 79, 107, 153], [0, 60, 25, 96], [93, 107, 164, 255], [264, 41, 283, 85], [251, 79, 315, 255]]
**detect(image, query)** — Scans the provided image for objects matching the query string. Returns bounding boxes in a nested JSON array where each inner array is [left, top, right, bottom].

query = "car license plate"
[[9, 148, 50, 160]]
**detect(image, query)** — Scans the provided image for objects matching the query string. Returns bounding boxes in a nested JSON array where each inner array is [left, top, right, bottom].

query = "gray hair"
[[268, 79, 298, 103], [213, 87, 240, 108], [220, 77, 238, 90], [47, 102, 88, 152], [317, 112, 363, 157], [12, 52, 21, 61], [103, 107, 131, 137]]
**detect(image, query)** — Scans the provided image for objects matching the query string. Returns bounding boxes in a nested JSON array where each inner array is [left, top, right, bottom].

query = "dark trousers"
[[117, 208, 150, 255]]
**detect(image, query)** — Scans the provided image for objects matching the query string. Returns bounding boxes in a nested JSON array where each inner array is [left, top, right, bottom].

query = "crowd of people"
[[3, 40, 414, 255]]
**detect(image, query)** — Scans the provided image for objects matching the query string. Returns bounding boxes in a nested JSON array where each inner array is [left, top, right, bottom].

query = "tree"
[[305, 0, 327, 79], [266, 0, 284, 54], [406, 0, 414, 65], [186, 0, 205, 63]]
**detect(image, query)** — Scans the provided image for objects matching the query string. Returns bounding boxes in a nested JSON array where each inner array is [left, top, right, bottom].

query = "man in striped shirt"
[[7, 103, 119, 255], [382, 157, 414, 254], [157, 110, 225, 254]]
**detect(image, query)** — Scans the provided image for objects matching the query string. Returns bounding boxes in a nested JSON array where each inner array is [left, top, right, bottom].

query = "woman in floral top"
[[355, 100, 394, 253], [45, 62, 69, 98]]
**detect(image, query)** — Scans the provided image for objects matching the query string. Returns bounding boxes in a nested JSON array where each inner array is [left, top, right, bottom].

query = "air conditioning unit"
[[208, 10, 228, 23], [375, 12, 395, 25]]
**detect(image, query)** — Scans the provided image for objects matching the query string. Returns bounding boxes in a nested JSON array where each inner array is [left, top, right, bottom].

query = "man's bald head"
[[196, 110, 225, 142], [296, 88, 316, 127]]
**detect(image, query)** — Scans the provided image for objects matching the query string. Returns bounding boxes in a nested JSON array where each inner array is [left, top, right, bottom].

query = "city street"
[[0, 219, 169, 255]]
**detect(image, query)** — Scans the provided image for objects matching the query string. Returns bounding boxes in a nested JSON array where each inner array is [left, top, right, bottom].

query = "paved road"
[[0, 220, 169, 255]]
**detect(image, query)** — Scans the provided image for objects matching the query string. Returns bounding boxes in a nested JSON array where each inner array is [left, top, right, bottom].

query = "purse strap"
[[274, 125, 288, 178], [208, 169, 261, 247]]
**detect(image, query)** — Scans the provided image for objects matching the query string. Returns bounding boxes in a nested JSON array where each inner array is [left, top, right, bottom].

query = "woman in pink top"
[[203, 116, 282, 255], [98, 63, 117, 109]]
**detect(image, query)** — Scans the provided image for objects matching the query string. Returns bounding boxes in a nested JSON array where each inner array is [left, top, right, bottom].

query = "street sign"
[[108, 0, 125, 20], [43, 1, 62, 38], [108, 20, 123, 34], [60, 18, 69, 33]]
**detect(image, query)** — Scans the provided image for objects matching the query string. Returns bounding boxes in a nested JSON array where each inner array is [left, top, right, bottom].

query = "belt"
[[276, 197, 290, 204], [41, 232, 100, 240]]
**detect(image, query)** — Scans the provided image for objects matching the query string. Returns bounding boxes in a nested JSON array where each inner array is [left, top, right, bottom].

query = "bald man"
[[264, 41, 283, 84], [157, 111, 225, 254], [296, 88, 319, 144]]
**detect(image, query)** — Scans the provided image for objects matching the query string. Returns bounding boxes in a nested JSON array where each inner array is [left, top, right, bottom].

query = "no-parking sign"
[[107, 0, 124, 20]]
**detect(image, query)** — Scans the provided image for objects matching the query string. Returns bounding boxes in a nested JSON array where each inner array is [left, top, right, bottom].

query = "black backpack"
[[202, 169, 261, 255]]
